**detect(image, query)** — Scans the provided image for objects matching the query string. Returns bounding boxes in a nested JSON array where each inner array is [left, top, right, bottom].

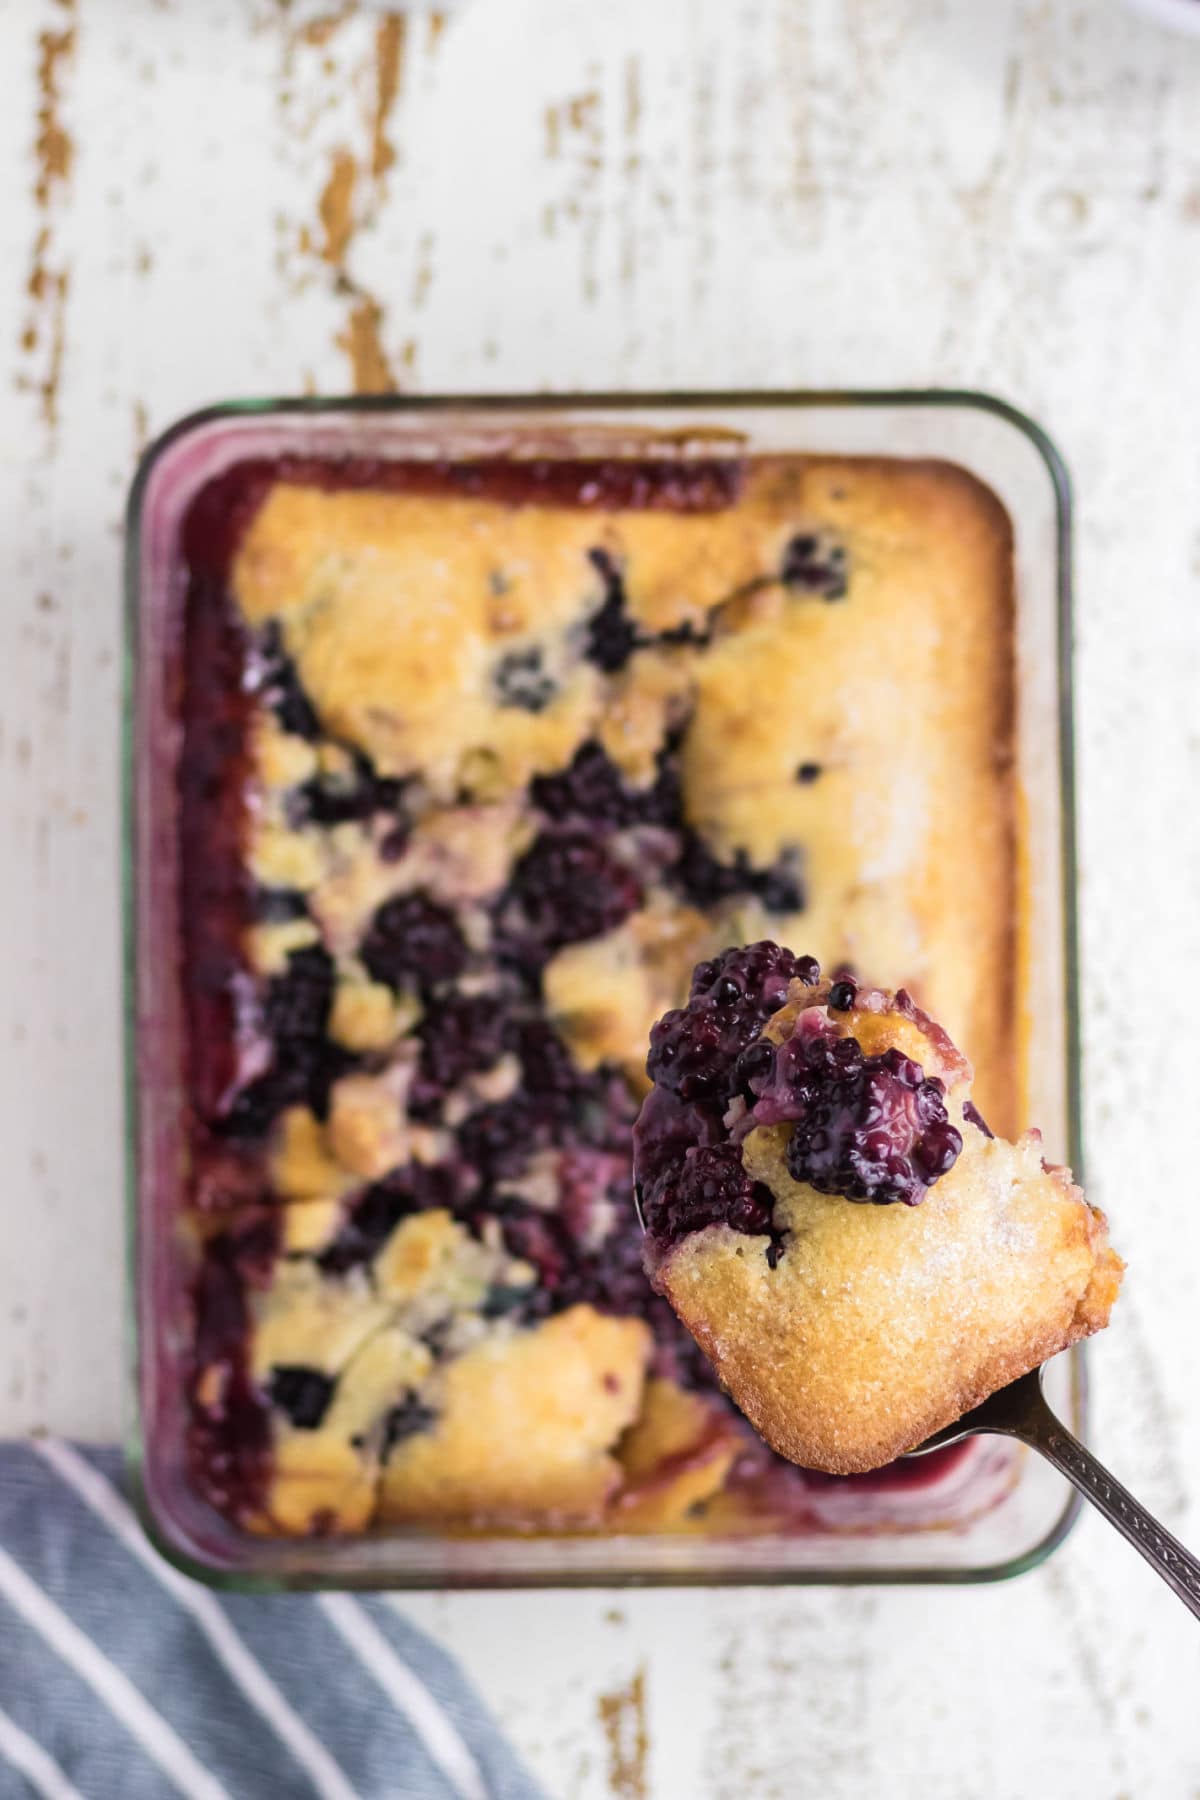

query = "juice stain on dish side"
[[18, 0, 78, 437], [596, 1668, 649, 1800]]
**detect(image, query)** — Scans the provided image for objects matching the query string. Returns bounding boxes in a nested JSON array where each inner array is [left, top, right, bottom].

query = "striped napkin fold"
[[0, 1443, 543, 1800]]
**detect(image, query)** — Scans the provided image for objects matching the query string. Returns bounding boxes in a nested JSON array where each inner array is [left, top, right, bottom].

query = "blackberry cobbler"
[[636, 950, 1124, 1474], [180, 453, 1021, 1534]]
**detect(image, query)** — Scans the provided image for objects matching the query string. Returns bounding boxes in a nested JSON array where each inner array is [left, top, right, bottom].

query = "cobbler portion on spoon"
[[633, 946, 1124, 1475]]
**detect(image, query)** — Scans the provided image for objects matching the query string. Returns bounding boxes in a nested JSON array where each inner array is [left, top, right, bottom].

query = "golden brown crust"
[[231, 458, 1016, 1129], [240, 1197, 651, 1534], [609, 1378, 742, 1530], [378, 1307, 651, 1526], [651, 993, 1123, 1474]]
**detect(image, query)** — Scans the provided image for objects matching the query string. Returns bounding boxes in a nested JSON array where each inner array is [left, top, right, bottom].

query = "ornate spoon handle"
[[1011, 1377, 1200, 1621]]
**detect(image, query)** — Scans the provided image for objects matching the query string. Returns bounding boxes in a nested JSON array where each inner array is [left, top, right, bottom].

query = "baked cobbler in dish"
[[635, 951, 1123, 1474], [178, 453, 1021, 1533]]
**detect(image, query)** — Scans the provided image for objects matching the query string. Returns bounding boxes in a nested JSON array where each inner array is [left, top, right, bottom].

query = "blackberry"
[[317, 1182, 416, 1276], [258, 622, 320, 739], [732, 1037, 776, 1100], [641, 1143, 776, 1245], [781, 1038, 962, 1205], [533, 736, 684, 833], [632, 1087, 724, 1194], [646, 942, 811, 1101], [417, 994, 515, 1093], [583, 548, 639, 672], [672, 831, 752, 908], [672, 833, 806, 916], [252, 887, 309, 923], [511, 829, 642, 950], [780, 531, 848, 600], [217, 945, 353, 1140], [361, 893, 468, 992], [269, 1366, 335, 1430], [755, 854, 805, 914], [459, 1097, 546, 1183], [264, 945, 334, 1044], [516, 1019, 585, 1110], [294, 751, 409, 829], [494, 646, 557, 713], [383, 1395, 439, 1453]]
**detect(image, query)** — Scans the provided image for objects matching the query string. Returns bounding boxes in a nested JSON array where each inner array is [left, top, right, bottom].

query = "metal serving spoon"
[[910, 1366, 1200, 1619]]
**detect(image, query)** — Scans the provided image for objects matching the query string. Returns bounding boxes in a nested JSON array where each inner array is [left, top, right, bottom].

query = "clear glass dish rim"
[[122, 386, 1080, 1590]]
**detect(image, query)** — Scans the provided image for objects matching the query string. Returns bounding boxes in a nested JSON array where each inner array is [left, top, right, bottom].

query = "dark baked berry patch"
[[494, 646, 558, 713], [416, 993, 517, 1097], [531, 737, 680, 831], [252, 886, 310, 923], [265, 945, 335, 1045], [780, 531, 848, 600], [481, 1280, 537, 1319], [269, 1366, 336, 1430], [671, 833, 806, 917], [755, 855, 805, 914], [584, 548, 639, 672], [256, 622, 321, 739], [383, 1394, 439, 1453], [510, 828, 643, 950], [214, 944, 355, 1139], [582, 548, 719, 671], [293, 750, 409, 830], [492, 1190, 659, 1322], [361, 893, 469, 993], [318, 1184, 412, 1277]]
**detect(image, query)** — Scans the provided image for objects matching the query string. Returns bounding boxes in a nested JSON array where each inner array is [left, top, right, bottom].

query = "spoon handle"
[[1016, 1381, 1200, 1621]]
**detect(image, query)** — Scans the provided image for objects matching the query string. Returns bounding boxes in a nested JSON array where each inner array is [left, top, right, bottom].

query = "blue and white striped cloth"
[[0, 1444, 544, 1800]]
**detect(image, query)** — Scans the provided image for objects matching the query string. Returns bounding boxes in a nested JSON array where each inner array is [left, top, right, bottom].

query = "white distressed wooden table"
[[3, 1, 1200, 1793]]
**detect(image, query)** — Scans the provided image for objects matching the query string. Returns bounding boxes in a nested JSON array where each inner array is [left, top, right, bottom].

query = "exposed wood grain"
[[19, 0, 76, 431], [370, 13, 406, 177], [316, 145, 358, 263], [3, 1, 1200, 1794], [597, 1667, 649, 1800]]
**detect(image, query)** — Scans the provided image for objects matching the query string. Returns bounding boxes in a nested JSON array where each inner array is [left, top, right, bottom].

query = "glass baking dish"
[[124, 390, 1079, 1589]]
